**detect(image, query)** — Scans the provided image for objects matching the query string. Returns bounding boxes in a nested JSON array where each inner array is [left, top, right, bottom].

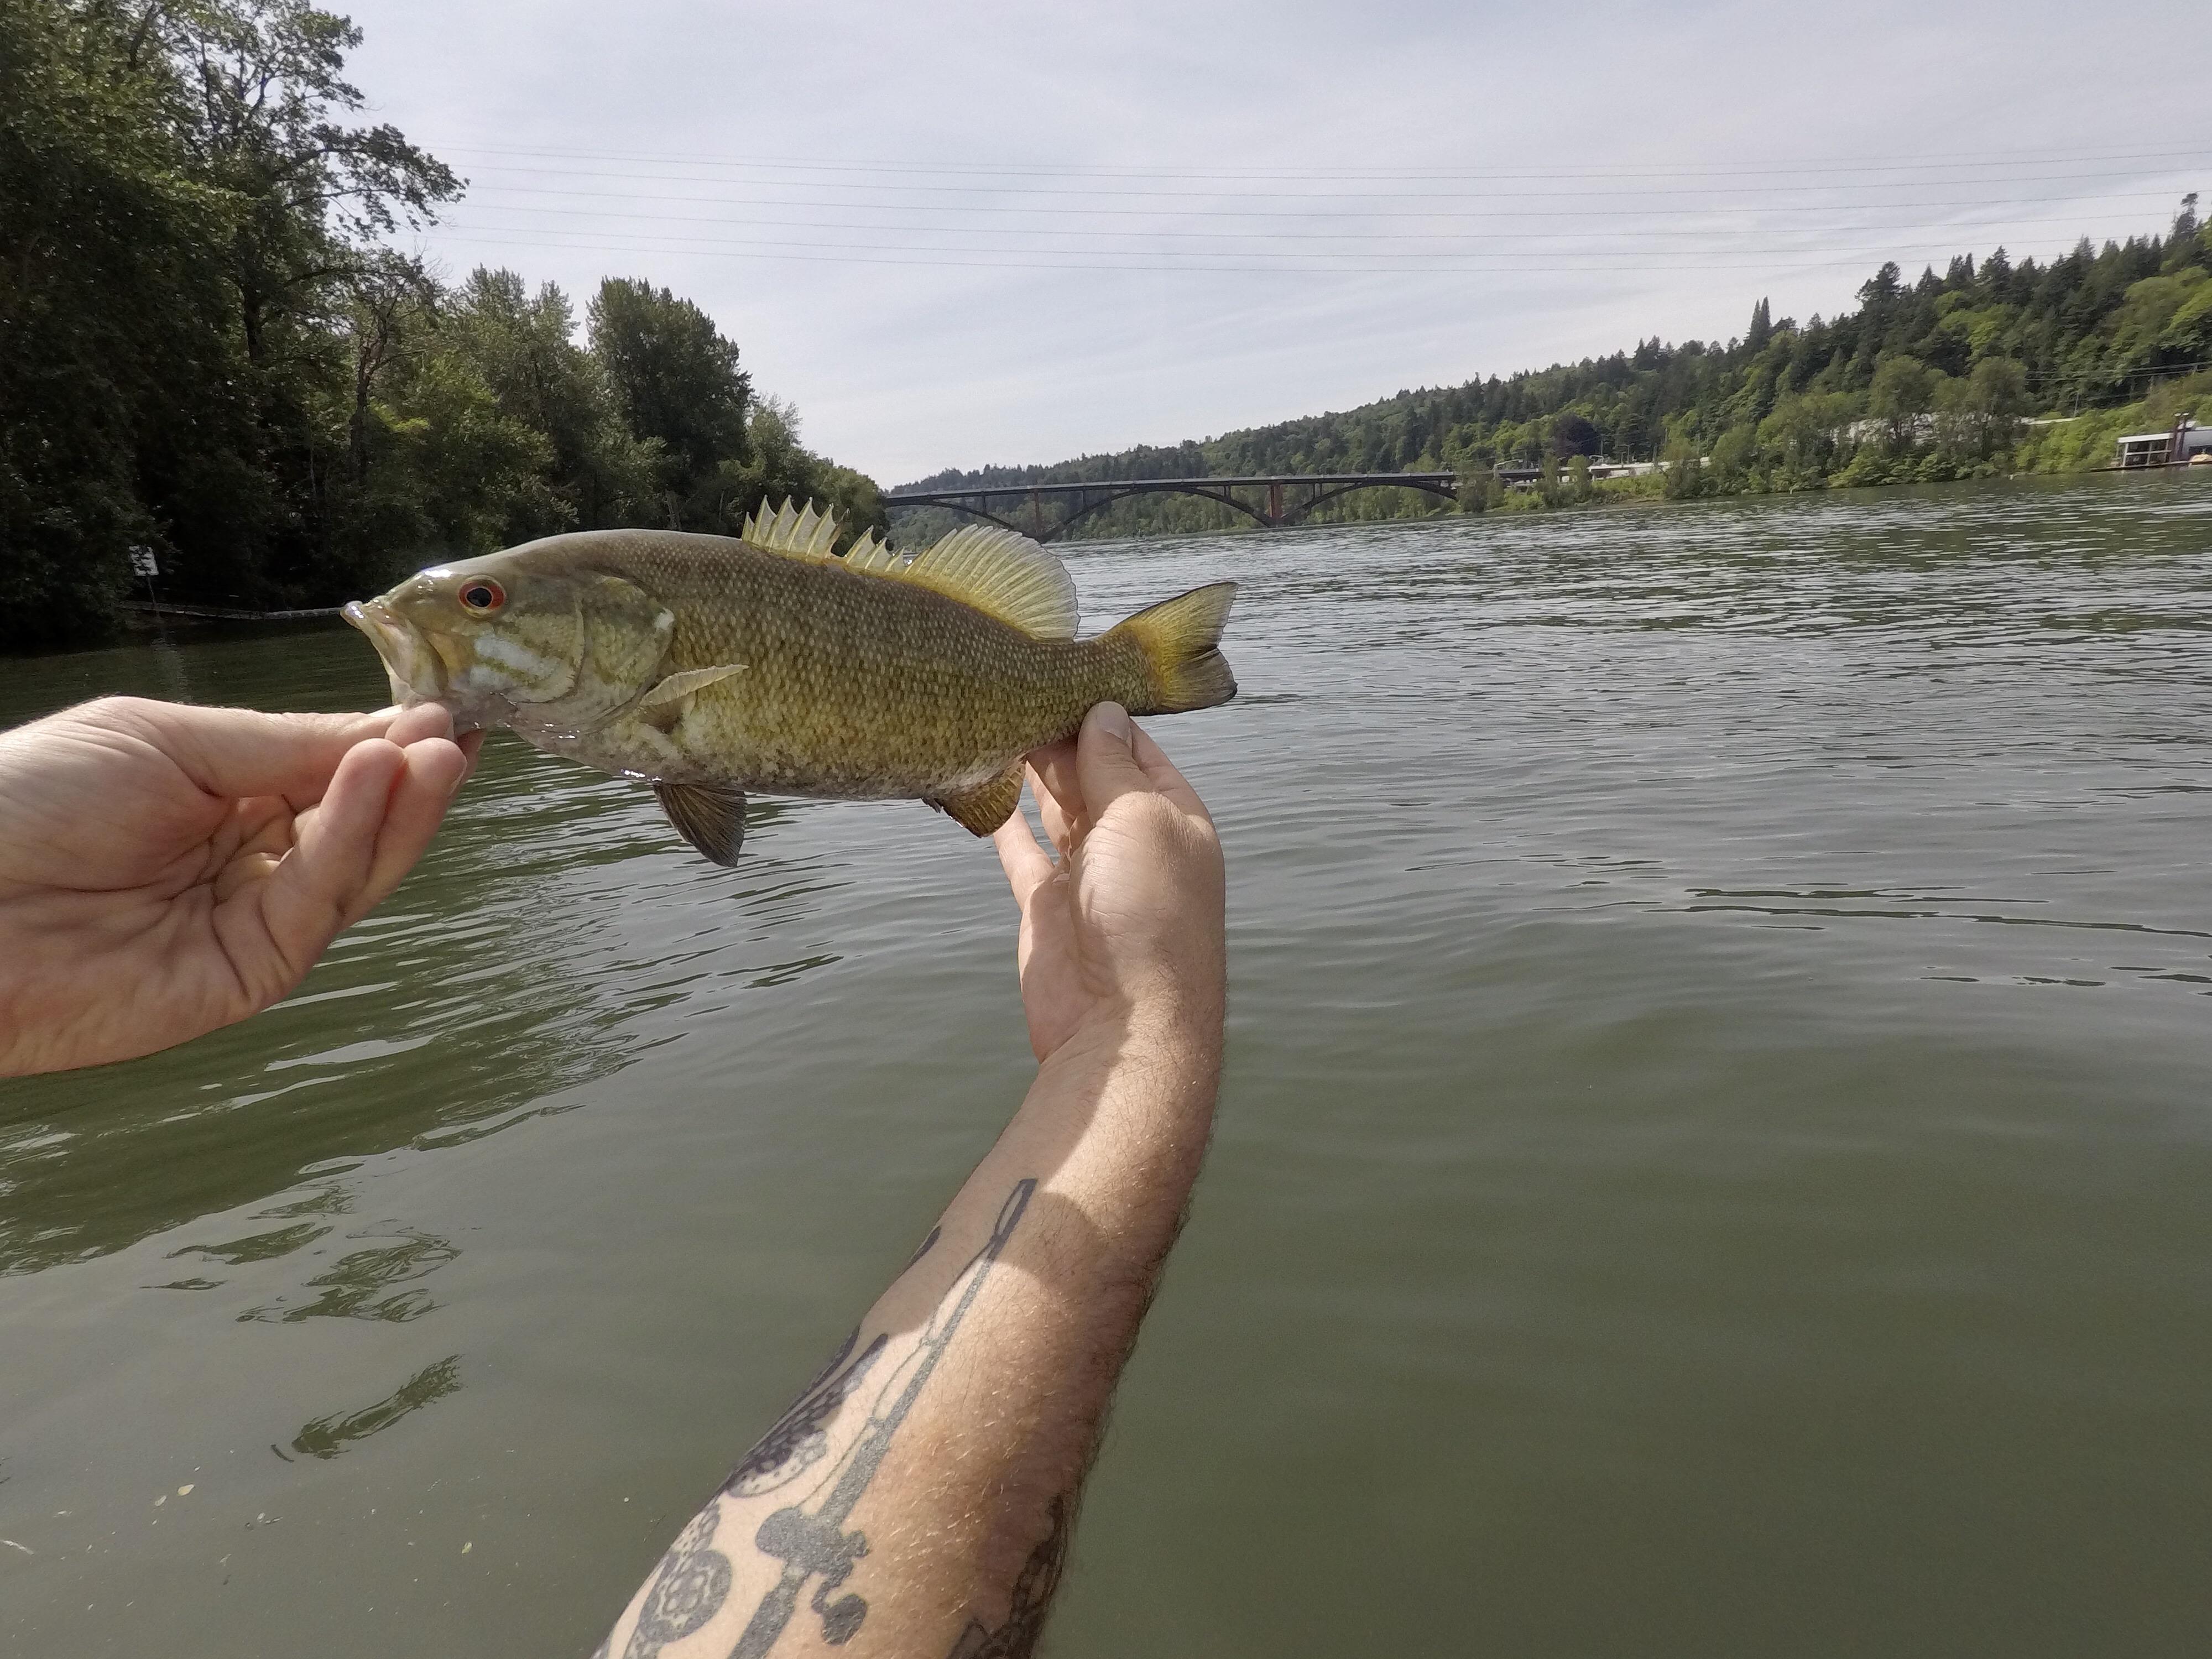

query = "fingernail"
[[1094, 702, 1132, 747]]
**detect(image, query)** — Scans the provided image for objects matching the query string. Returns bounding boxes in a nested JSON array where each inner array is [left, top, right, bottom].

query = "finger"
[[1025, 750, 1080, 853], [257, 737, 409, 983], [390, 703, 484, 787], [1073, 702, 1155, 820], [359, 737, 470, 907], [992, 800, 1056, 909], [96, 700, 400, 804], [384, 702, 456, 748], [1127, 722, 1214, 825]]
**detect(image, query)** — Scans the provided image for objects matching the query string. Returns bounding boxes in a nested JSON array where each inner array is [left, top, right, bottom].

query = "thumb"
[[1074, 702, 1154, 819]]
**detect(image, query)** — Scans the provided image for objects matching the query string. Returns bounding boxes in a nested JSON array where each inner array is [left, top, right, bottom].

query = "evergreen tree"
[[1745, 298, 1773, 353]]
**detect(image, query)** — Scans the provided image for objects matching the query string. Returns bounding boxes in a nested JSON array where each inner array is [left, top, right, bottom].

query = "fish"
[[342, 499, 1237, 864]]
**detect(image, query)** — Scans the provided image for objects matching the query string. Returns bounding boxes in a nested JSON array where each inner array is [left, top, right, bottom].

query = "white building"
[[2114, 415, 2212, 468]]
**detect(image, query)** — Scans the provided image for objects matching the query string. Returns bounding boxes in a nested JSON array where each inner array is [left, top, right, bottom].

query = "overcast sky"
[[346, 0, 2206, 485]]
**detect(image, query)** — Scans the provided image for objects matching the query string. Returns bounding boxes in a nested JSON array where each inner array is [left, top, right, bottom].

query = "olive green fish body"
[[345, 504, 1235, 862], [556, 532, 1152, 798]]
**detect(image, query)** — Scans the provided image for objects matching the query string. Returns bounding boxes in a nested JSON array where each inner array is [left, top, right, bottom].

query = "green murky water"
[[3, 472, 2209, 1656]]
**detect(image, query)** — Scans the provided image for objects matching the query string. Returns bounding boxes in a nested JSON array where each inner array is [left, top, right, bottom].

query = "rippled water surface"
[[3, 473, 2210, 1656]]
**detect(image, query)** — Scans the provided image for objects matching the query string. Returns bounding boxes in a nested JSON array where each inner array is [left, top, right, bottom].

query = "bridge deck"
[[884, 471, 1462, 540], [889, 472, 1455, 502]]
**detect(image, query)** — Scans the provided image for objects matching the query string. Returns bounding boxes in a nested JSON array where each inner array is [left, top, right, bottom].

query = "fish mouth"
[[343, 597, 447, 704]]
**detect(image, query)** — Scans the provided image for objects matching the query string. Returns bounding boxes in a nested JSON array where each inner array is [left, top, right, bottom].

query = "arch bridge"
[[884, 473, 1459, 543]]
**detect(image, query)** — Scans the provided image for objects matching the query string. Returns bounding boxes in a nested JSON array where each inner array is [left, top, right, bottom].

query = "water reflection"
[[243, 1227, 460, 1324], [281, 1355, 462, 1460]]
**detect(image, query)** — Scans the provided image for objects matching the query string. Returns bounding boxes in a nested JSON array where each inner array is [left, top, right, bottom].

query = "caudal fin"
[[1103, 581, 1238, 714]]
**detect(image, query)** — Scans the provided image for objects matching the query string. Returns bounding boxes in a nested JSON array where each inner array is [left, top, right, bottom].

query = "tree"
[[446, 269, 660, 528], [1868, 354, 1939, 449], [589, 277, 751, 522], [1610, 404, 1649, 461], [715, 397, 885, 546], [1965, 357, 2029, 420], [1745, 297, 1773, 353], [161, 0, 460, 366], [1708, 424, 1758, 489], [1551, 411, 1600, 458], [1661, 430, 1705, 499], [0, 0, 251, 641]]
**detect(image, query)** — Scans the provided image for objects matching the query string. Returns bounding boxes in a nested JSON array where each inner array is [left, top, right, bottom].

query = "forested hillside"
[[899, 200, 2212, 540], [1, 0, 881, 649]]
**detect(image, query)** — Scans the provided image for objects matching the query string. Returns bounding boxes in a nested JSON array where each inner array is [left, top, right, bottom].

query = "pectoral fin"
[[639, 663, 746, 715], [653, 780, 748, 866], [927, 764, 1025, 837]]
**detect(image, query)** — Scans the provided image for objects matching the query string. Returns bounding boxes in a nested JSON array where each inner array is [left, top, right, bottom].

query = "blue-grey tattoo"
[[729, 1178, 1036, 1657]]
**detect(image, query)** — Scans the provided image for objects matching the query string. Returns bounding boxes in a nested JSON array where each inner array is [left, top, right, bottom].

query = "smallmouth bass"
[[343, 500, 1237, 863]]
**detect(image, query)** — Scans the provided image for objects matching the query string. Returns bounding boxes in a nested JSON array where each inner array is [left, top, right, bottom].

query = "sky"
[[343, 0, 2209, 486]]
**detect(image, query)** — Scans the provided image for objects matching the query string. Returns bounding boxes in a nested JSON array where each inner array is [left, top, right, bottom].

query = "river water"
[[2, 473, 2208, 1656]]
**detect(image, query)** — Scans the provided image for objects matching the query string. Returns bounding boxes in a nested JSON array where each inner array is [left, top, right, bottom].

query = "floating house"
[[2113, 415, 2212, 468]]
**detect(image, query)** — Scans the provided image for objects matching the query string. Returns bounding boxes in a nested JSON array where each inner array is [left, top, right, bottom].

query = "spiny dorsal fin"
[[743, 497, 1078, 639], [900, 525, 1078, 640], [739, 496, 842, 561]]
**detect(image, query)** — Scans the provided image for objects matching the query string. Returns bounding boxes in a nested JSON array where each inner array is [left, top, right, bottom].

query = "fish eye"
[[459, 579, 505, 612]]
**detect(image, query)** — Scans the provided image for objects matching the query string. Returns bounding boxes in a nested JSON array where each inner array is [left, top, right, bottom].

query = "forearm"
[[601, 1009, 1221, 1659]]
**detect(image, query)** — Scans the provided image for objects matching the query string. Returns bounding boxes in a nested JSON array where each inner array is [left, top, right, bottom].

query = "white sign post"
[[128, 545, 163, 613]]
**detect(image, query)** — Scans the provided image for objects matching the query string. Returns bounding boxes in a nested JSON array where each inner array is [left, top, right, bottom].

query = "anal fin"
[[927, 764, 1025, 837], [653, 780, 748, 865]]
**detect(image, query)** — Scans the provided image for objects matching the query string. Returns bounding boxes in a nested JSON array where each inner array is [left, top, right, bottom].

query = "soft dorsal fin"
[[742, 497, 1078, 639], [898, 526, 1078, 639]]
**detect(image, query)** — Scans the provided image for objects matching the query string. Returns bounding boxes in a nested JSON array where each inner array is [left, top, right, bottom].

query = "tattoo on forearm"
[[729, 1178, 1037, 1658], [942, 1493, 1072, 1659], [727, 1327, 889, 1500], [621, 1507, 733, 1659]]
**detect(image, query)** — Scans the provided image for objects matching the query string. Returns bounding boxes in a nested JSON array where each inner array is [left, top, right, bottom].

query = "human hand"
[[992, 702, 1226, 1065], [0, 697, 480, 1076]]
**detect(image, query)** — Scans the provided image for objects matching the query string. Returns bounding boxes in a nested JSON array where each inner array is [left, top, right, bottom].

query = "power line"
[[430, 225, 2051, 277], [460, 181, 2188, 222], [434, 142, 2212, 185], [452, 161, 2197, 204], [450, 201, 2172, 247]]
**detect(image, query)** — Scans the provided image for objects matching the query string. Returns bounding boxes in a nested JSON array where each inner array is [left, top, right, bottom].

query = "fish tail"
[[1104, 581, 1238, 714]]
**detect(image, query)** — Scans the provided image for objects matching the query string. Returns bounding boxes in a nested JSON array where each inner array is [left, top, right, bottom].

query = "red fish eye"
[[460, 579, 504, 612]]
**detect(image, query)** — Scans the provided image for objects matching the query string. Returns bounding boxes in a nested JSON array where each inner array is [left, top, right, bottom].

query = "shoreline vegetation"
[[2, 0, 883, 650], [5, 1, 2207, 650], [896, 199, 2212, 544]]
